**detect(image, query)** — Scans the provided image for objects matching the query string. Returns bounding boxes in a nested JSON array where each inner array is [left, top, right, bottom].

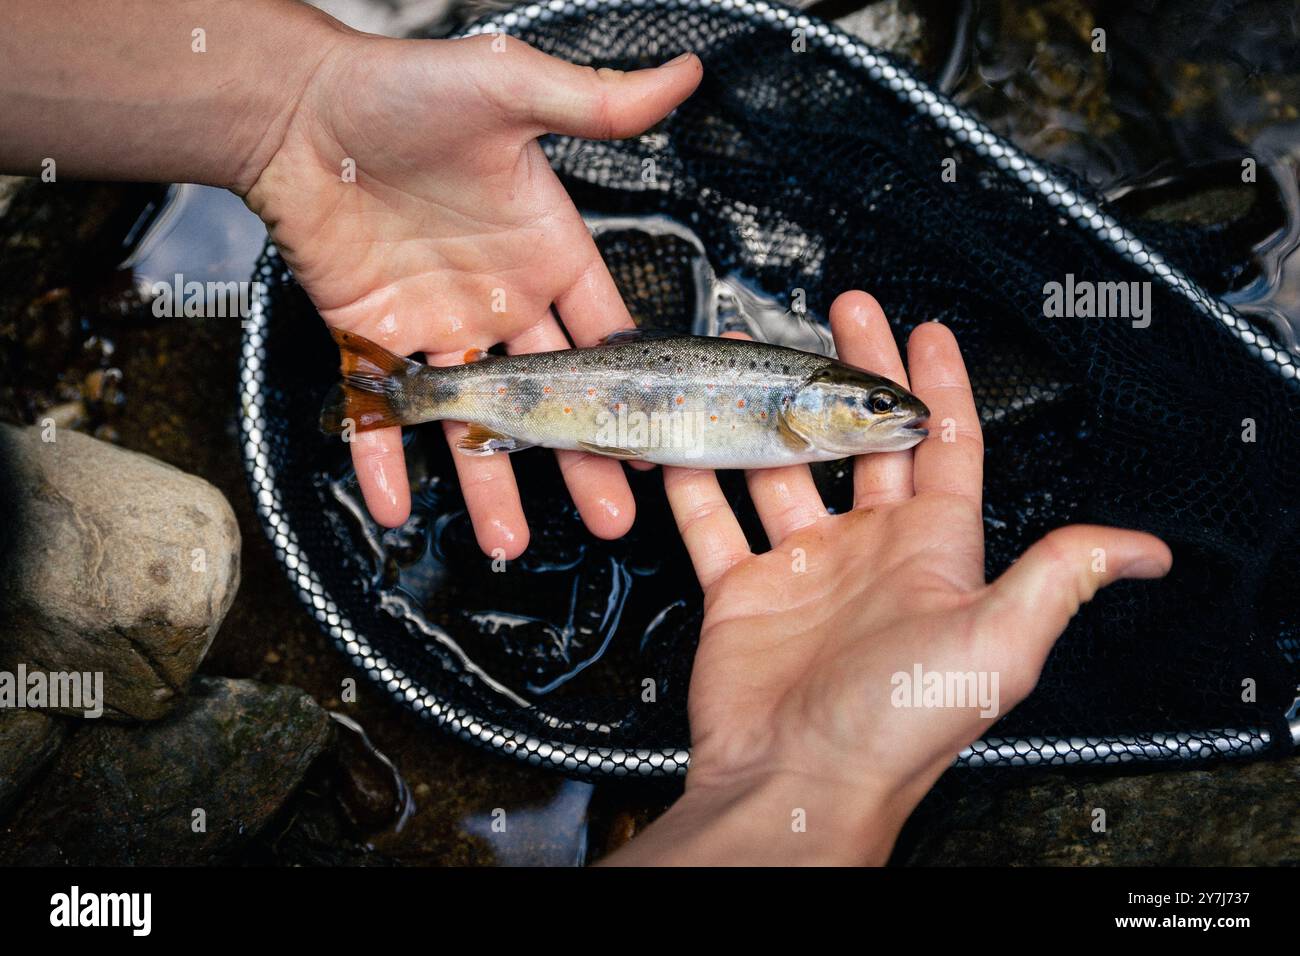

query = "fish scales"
[[414, 337, 828, 467], [321, 329, 929, 469]]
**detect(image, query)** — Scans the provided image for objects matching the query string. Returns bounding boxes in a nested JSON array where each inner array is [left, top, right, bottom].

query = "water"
[[459, 778, 595, 865], [947, 0, 1300, 344], [326, 420, 704, 712], [123, 183, 266, 290]]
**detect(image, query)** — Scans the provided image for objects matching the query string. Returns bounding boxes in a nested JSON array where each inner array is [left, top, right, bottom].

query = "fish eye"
[[867, 389, 898, 414]]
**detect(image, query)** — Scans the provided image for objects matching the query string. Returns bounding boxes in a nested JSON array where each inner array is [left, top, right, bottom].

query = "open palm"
[[658, 292, 1172, 854], [243, 32, 701, 556]]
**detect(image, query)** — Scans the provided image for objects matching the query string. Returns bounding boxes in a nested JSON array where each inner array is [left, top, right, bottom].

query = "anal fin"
[[456, 424, 534, 456], [577, 440, 645, 460]]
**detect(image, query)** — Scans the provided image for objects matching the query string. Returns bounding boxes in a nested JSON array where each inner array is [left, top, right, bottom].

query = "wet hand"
[[242, 31, 701, 557], [613, 292, 1171, 865]]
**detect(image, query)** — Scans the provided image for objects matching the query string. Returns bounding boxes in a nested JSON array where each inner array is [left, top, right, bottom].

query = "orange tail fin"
[[319, 329, 424, 434]]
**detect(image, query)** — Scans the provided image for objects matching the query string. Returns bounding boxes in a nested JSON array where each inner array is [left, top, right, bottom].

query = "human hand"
[[606, 291, 1171, 865], [242, 30, 702, 557]]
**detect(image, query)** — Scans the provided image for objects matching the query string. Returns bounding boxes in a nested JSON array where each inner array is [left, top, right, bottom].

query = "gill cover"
[[781, 363, 915, 455]]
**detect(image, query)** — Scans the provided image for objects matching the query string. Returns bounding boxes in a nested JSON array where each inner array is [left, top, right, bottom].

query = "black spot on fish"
[[512, 378, 545, 412]]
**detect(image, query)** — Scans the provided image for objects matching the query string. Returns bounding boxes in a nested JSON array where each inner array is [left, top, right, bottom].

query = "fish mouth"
[[899, 414, 928, 438]]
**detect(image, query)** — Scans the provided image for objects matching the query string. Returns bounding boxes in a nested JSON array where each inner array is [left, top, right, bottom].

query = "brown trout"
[[320, 328, 929, 468]]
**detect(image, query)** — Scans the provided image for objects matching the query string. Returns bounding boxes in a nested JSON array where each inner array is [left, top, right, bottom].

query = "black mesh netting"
[[242, 0, 1300, 773]]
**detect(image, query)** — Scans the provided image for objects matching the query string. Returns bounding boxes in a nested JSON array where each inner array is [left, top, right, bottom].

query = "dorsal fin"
[[598, 327, 681, 346]]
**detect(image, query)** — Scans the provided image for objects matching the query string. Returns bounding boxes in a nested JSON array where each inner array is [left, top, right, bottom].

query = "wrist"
[[221, 2, 358, 194], [602, 768, 913, 866]]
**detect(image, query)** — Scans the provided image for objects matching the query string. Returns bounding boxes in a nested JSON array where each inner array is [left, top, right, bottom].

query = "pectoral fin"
[[577, 440, 645, 460], [456, 424, 533, 456]]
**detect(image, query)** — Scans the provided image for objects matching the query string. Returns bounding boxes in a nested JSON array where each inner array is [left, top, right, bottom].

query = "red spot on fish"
[[737, 399, 746, 409], [759, 411, 767, 420], [563, 406, 572, 414], [675, 395, 685, 405], [543, 386, 552, 394], [710, 415, 718, 422], [497, 386, 507, 395], [587, 388, 596, 397]]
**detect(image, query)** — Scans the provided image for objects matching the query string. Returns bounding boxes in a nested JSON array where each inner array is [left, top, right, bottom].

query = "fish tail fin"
[[320, 329, 427, 435]]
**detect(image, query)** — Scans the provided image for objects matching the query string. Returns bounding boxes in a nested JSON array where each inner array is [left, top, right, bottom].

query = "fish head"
[[786, 363, 930, 454]]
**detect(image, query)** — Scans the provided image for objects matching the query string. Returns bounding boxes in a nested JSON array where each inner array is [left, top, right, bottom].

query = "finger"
[[663, 467, 751, 589], [907, 322, 983, 508], [325, 318, 429, 530], [439, 420, 530, 559], [984, 525, 1172, 692], [745, 466, 827, 547], [553, 235, 635, 346], [498, 42, 703, 140], [830, 291, 914, 508], [507, 314, 636, 540], [350, 427, 412, 528], [426, 346, 530, 559]]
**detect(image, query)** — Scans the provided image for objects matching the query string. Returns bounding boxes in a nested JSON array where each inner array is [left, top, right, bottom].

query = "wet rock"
[[0, 424, 240, 719], [834, 0, 926, 63], [0, 677, 333, 865], [898, 756, 1300, 865], [0, 710, 69, 818]]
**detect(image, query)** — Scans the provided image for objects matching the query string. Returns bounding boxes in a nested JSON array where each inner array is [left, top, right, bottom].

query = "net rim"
[[238, 0, 1290, 776]]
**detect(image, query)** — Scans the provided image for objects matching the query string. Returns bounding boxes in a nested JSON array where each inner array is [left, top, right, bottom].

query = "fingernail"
[[1120, 557, 1169, 579], [664, 51, 695, 66]]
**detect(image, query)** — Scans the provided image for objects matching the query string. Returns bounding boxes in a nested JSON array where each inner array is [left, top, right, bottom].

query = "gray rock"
[[900, 756, 1300, 865], [0, 709, 69, 817], [834, 0, 925, 60], [0, 677, 334, 865], [0, 424, 240, 720]]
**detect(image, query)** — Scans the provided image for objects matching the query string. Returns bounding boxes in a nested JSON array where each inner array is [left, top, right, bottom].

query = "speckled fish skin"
[[321, 329, 930, 469]]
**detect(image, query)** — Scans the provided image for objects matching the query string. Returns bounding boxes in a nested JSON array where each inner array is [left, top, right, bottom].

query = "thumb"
[[500, 42, 702, 139], [984, 524, 1172, 683]]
